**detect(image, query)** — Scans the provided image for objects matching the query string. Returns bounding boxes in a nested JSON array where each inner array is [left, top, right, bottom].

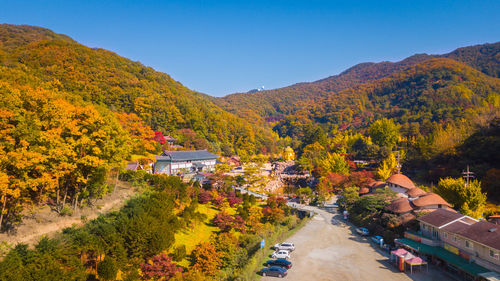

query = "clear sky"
[[1, 0, 499, 96]]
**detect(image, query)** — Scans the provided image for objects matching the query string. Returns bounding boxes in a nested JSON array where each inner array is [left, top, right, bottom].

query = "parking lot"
[[262, 207, 455, 281]]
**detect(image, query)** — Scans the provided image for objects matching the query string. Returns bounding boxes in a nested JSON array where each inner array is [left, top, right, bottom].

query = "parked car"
[[261, 266, 287, 278], [271, 250, 290, 259], [356, 227, 369, 236], [371, 235, 384, 244], [274, 242, 295, 251], [265, 258, 292, 269]]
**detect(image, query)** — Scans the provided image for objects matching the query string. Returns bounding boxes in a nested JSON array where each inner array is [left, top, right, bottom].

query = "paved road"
[[262, 206, 456, 281]]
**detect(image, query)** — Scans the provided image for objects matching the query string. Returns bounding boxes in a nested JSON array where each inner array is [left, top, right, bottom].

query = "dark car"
[[261, 266, 287, 278], [265, 258, 292, 269]]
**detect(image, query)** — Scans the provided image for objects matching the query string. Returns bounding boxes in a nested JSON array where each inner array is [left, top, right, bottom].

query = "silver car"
[[274, 242, 295, 252], [271, 250, 291, 259]]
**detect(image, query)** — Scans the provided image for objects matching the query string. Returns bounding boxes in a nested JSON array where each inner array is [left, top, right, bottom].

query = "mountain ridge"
[[215, 41, 500, 125]]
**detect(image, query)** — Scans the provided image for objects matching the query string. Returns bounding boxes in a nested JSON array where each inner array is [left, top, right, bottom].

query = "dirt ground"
[[262, 207, 457, 281], [0, 180, 137, 246]]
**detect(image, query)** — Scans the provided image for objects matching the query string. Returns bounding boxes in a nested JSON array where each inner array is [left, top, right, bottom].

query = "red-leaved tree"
[[140, 254, 183, 280], [213, 212, 234, 231], [198, 190, 212, 204], [233, 215, 246, 233], [153, 131, 166, 144], [212, 196, 226, 209], [227, 193, 242, 207]]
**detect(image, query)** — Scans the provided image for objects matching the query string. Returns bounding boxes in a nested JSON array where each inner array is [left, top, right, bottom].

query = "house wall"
[[155, 162, 171, 175], [155, 159, 216, 175], [439, 230, 500, 267], [388, 184, 408, 197], [471, 242, 500, 268], [171, 162, 193, 172], [420, 222, 440, 240], [418, 204, 451, 211], [422, 223, 500, 272]]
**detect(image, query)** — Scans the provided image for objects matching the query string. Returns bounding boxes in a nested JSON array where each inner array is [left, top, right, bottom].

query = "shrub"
[[172, 245, 187, 262], [59, 206, 73, 216], [262, 206, 284, 223], [198, 190, 212, 204], [97, 256, 118, 281]]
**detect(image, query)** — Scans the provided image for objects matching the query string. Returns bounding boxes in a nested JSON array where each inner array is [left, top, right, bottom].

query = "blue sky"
[[1, 0, 499, 96]]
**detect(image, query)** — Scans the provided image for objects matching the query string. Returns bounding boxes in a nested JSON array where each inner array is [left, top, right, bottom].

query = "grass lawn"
[[172, 203, 236, 267]]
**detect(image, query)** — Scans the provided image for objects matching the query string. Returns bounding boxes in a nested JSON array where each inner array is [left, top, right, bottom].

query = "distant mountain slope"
[[273, 58, 499, 137], [216, 42, 500, 124], [445, 42, 500, 78], [0, 24, 276, 155]]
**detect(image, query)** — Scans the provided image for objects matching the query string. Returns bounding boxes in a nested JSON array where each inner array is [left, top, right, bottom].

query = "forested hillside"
[[0, 24, 277, 156], [216, 42, 500, 123], [0, 24, 277, 230]]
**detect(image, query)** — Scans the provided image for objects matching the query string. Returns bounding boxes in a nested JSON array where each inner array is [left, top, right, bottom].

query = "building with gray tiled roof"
[[154, 150, 218, 175]]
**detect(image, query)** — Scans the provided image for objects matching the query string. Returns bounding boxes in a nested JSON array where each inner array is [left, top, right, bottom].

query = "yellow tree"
[[376, 153, 397, 181]]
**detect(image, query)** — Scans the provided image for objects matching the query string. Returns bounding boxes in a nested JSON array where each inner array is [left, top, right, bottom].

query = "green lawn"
[[172, 203, 236, 267]]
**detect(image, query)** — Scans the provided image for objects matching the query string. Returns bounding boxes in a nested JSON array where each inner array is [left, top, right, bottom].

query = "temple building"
[[154, 150, 218, 175]]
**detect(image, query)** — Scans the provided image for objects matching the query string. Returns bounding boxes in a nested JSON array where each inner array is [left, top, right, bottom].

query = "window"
[[443, 232, 448, 239], [453, 235, 457, 242], [432, 228, 439, 239], [490, 250, 499, 259], [465, 240, 473, 249]]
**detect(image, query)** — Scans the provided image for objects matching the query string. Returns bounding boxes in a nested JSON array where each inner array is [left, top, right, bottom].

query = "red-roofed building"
[[386, 174, 416, 196], [407, 187, 427, 198], [416, 209, 500, 273], [385, 198, 415, 215], [411, 193, 453, 211]]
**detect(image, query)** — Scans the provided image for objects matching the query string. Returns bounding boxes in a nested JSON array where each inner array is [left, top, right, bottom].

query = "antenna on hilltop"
[[462, 165, 474, 187]]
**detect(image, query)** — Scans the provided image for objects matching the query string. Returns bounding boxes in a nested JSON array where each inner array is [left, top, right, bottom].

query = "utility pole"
[[395, 151, 402, 174], [462, 165, 474, 187]]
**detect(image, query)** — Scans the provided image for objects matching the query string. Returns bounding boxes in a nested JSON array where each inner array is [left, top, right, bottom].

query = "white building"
[[154, 150, 218, 176]]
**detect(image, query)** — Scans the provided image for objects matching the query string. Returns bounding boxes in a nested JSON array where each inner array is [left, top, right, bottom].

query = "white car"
[[272, 250, 291, 259], [274, 242, 295, 252]]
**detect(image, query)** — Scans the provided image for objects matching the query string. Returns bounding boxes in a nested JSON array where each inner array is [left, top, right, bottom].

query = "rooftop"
[[385, 198, 414, 214], [407, 187, 427, 198], [455, 221, 500, 251], [165, 135, 178, 141], [368, 181, 386, 189], [386, 174, 416, 190], [156, 150, 218, 161], [418, 208, 466, 228], [412, 193, 451, 208], [125, 162, 140, 171], [359, 187, 370, 194], [442, 217, 477, 233]]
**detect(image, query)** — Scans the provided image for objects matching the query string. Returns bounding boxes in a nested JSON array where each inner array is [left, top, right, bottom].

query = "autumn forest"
[[0, 23, 499, 280]]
